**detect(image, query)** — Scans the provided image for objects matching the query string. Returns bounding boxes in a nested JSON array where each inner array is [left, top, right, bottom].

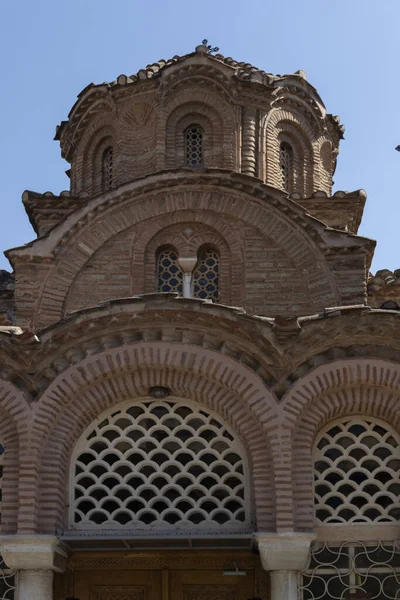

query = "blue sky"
[[0, 0, 398, 273]]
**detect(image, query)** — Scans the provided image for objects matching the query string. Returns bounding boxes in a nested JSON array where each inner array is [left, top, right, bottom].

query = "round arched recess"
[[68, 396, 254, 536], [30, 182, 339, 328], [34, 341, 276, 534]]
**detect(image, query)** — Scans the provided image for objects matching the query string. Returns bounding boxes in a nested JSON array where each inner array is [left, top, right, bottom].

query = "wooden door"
[[73, 569, 162, 600], [169, 569, 255, 600]]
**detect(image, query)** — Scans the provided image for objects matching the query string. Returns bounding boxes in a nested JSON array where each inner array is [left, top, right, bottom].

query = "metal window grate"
[[156, 248, 183, 294], [185, 126, 203, 166], [0, 566, 15, 600], [0, 447, 16, 600], [280, 142, 293, 192], [193, 249, 220, 302], [300, 541, 400, 600], [101, 146, 114, 191]]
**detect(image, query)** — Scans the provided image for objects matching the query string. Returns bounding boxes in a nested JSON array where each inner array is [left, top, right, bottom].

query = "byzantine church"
[[0, 43, 398, 600]]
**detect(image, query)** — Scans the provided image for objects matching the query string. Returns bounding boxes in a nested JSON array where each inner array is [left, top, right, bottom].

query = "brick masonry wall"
[[0, 318, 398, 537], [244, 226, 309, 315], [65, 58, 338, 199], [65, 219, 311, 317], [3, 53, 392, 544], [10, 176, 371, 329]]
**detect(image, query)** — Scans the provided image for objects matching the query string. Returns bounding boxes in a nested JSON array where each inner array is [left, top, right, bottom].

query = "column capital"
[[0, 535, 68, 572], [254, 532, 316, 572]]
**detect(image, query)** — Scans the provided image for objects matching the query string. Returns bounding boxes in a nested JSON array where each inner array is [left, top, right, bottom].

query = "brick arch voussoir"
[[276, 121, 313, 157], [163, 88, 234, 123], [0, 380, 30, 534], [35, 343, 279, 533], [162, 88, 235, 169], [164, 98, 230, 170], [264, 107, 317, 144], [162, 67, 234, 104], [134, 210, 242, 257], [36, 185, 336, 328], [264, 108, 315, 194], [281, 358, 400, 431], [281, 358, 400, 531], [74, 111, 115, 194]]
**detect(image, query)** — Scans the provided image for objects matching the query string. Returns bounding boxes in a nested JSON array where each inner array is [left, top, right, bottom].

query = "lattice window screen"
[[156, 248, 183, 294], [0, 447, 16, 600], [314, 418, 400, 524], [193, 249, 220, 302], [101, 146, 114, 191], [0, 444, 3, 526], [70, 400, 252, 533], [279, 142, 293, 192], [185, 126, 203, 166], [300, 541, 400, 600]]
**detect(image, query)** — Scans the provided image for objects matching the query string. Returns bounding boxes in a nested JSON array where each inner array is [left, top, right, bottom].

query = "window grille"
[[185, 126, 203, 166], [0, 446, 16, 600], [156, 248, 183, 294], [101, 146, 114, 191], [279, 142, 293, 192], [193, 249, 220, 302], [0, 444, 3, 524], [0, 562, 15, 600], [70, 400, 251, 533], [314, 418, 400, 524], [300, 541, 400, 600]]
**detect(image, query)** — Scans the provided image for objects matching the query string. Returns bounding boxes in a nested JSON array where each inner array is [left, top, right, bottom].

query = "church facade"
[[0, 44, 398, 600]]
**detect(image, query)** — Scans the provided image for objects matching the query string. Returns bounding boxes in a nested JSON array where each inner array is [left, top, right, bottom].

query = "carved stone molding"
[[68, 552, 261, 571]]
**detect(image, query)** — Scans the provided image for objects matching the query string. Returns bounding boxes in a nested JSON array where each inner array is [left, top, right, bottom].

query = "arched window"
[[193, 248, 220, 302], [313, 418, 400, 524], [279, 141, 293, 192], [156, 247, 183, 294], [185, 125, 203, 166], [70, 399, 252, 533], [101, 146, 114, 191]]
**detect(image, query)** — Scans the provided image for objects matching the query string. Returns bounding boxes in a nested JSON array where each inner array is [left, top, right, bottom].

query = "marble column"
[[178, 257, 197, 298], [0, 536, 68, 600], [256, 532, 315, 600]]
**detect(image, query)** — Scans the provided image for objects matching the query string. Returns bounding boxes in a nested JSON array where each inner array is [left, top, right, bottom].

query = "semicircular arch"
[[69, 395, 255, 534], [34, 342, 279, 534], [281, 358, 400, 531], [32, 181, 339, 328]]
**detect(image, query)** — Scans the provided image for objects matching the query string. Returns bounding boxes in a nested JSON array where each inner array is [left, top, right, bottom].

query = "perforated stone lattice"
[[314, 418, 400, 524], [193, 249, 220, 301], [156, 249, 183, 294], [279, 142, 292, 192], [185, 126, 203, 166], [71, 400, 251, 533]]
